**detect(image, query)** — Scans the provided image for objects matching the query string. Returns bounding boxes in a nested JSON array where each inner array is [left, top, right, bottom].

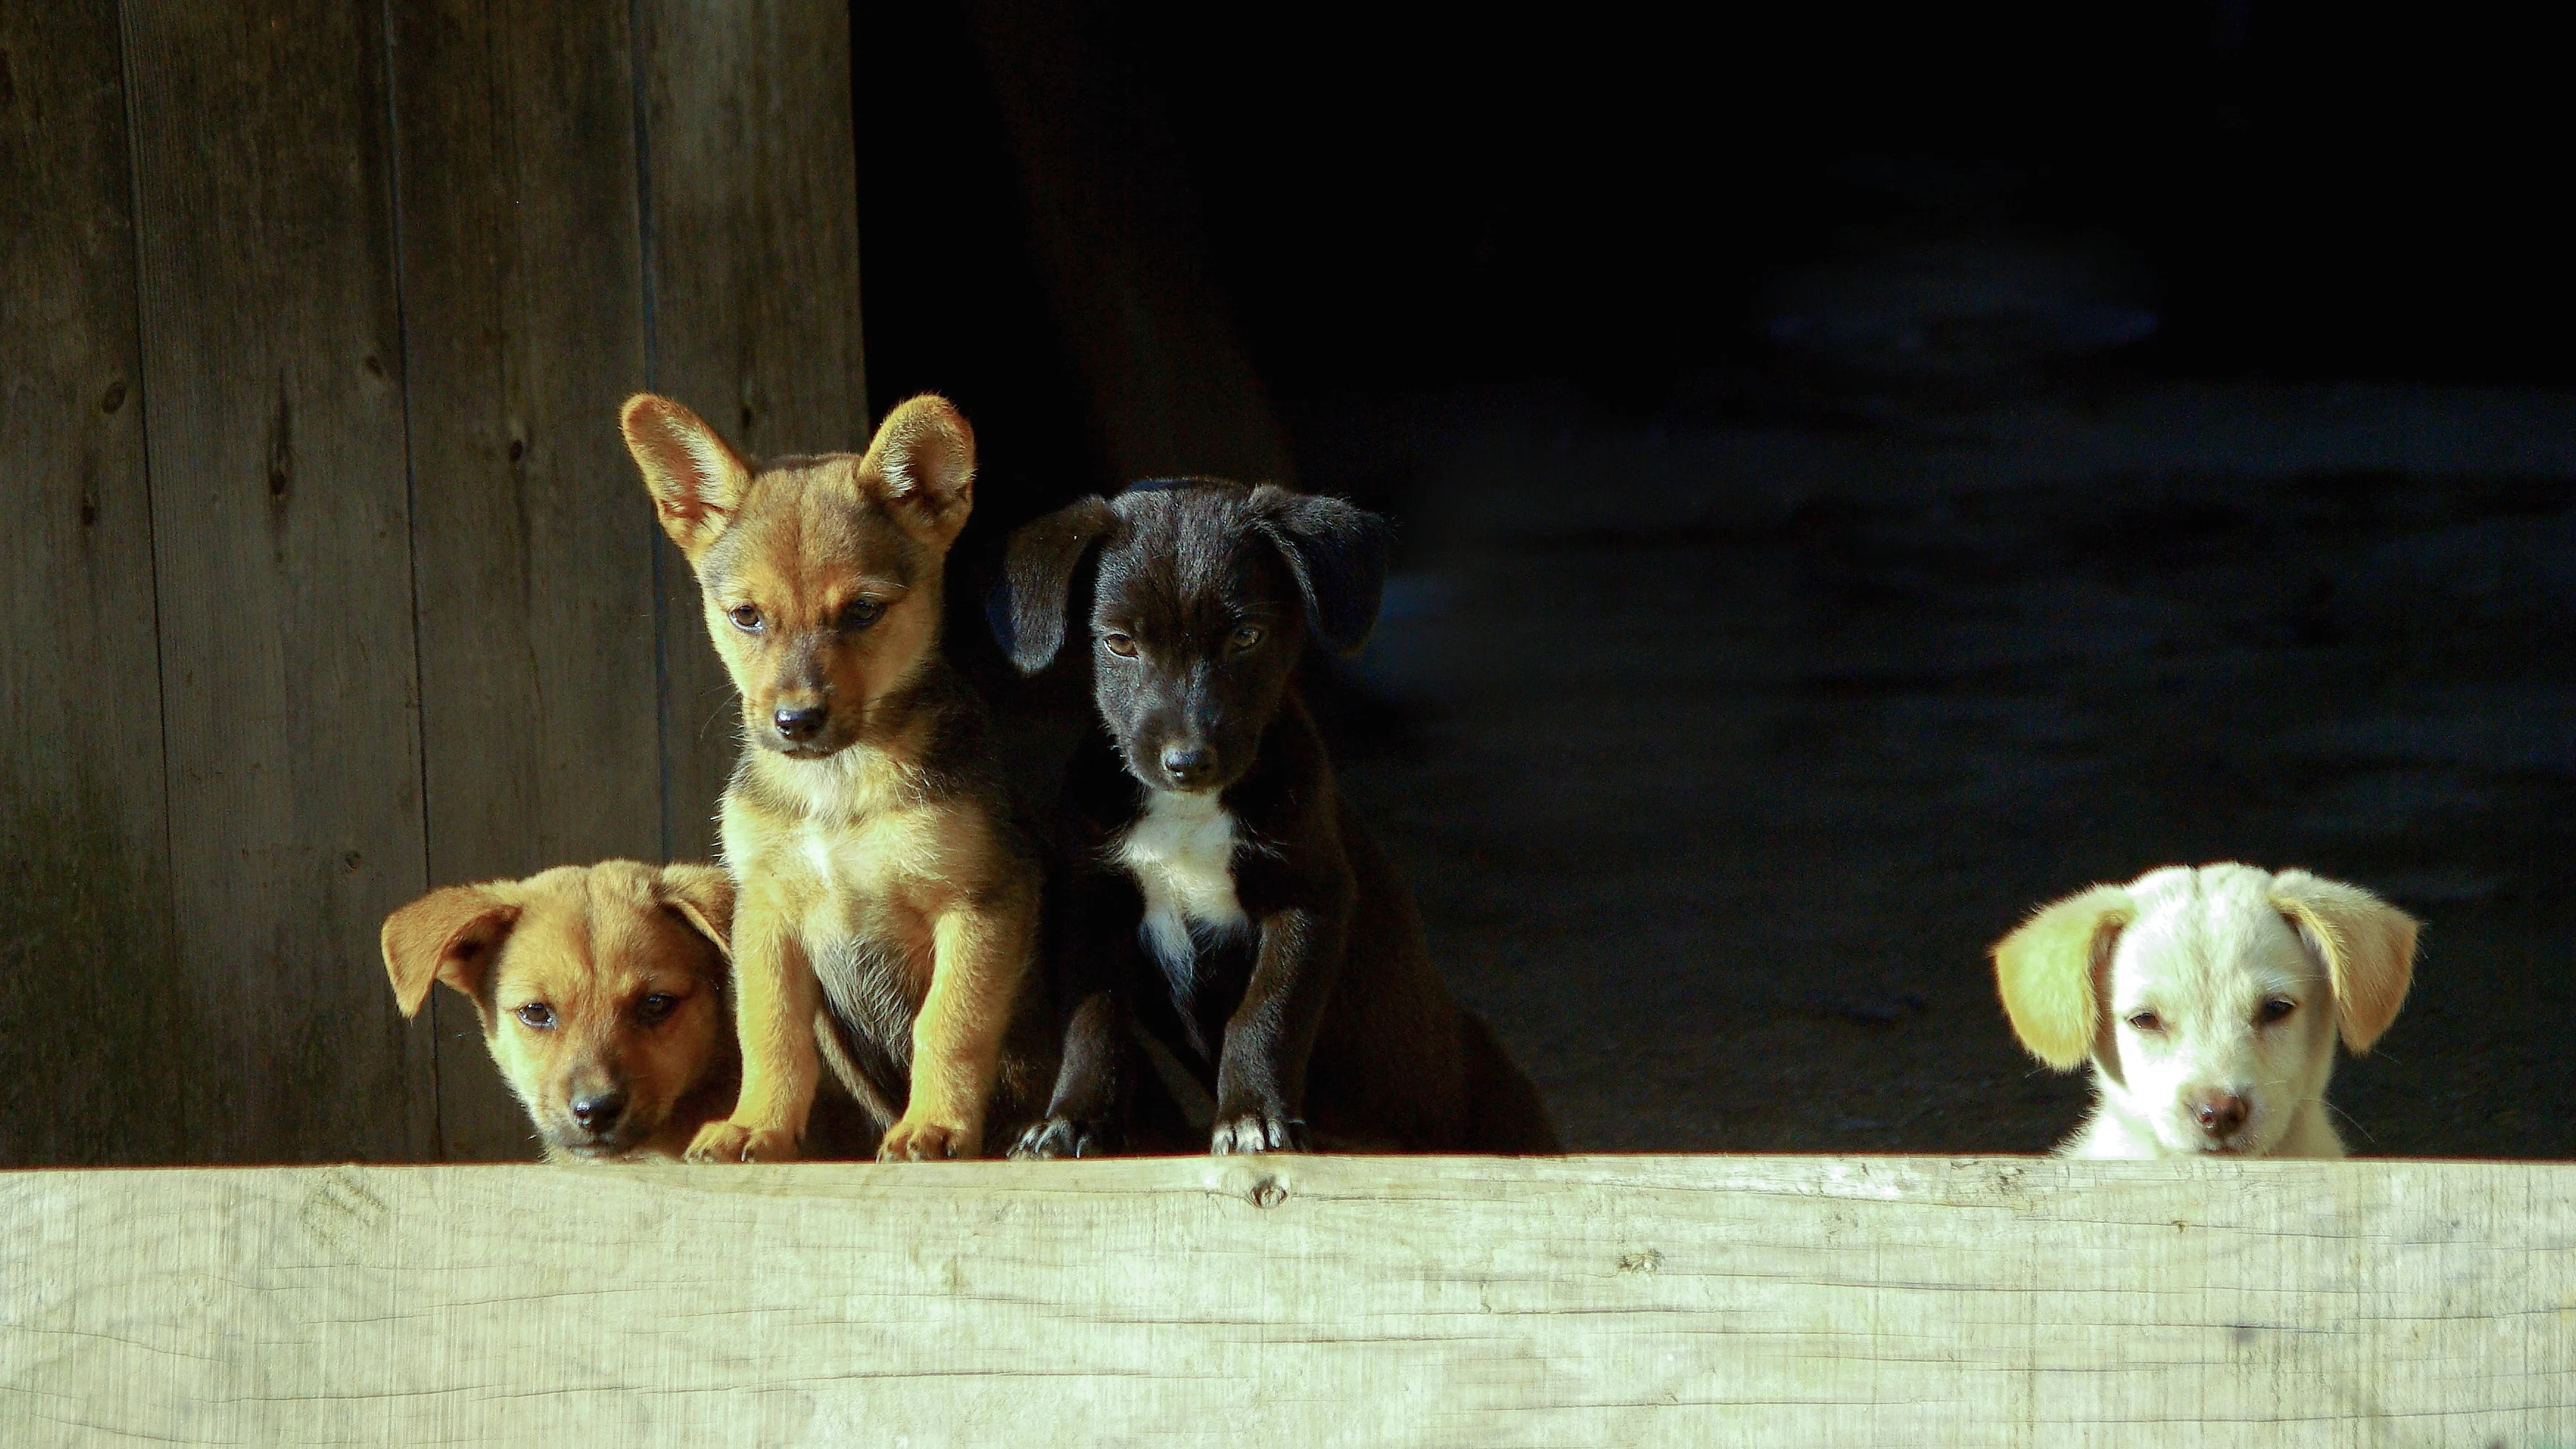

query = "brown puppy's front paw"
[[1010, 1115, 1116, 1159], [1210, 1110, 1308, 1156], [684, 1121, 799, 1163], [879, 1118, 977, 1162]]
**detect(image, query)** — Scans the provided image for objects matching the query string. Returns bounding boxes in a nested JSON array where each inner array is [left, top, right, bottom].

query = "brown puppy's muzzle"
[[549, 1064, 653, 1157]]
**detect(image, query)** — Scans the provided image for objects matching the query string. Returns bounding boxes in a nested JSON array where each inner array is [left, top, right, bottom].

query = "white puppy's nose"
[[2189, 1092, 2249, 1138]]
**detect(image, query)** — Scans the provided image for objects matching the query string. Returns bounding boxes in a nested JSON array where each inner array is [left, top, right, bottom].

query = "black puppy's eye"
[[2258, 997, 2297, 1024], [1228, 625, 1263, 652], [728, 604, 763, 633], [636, 992, 679, 1025], [2124, 1010, 2164, 1034], [515, 1003, 556, 1030], [841, 598, 884, 631], [1101, 631, 1139, 659]]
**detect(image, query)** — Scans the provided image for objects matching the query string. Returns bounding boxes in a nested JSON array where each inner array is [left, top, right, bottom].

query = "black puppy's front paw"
[[1209, 1109, 1308, 1156], [1011, 1115, 1117, 1159]]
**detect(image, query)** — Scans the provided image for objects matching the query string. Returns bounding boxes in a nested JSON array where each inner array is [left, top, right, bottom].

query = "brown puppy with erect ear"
[[1993, 862, 2418, 1158], [622, 393, 1052, 1162], [382, 861, 740, 1162]]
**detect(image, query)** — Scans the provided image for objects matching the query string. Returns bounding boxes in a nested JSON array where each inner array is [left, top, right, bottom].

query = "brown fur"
[[623, 393, 1051, 1162], [381, 861, 740, 1162]]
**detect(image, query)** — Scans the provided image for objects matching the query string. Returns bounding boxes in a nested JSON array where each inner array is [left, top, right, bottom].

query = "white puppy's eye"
[[2258, 997, 2297, 1024], [2124, 1010, 2164, 1034]]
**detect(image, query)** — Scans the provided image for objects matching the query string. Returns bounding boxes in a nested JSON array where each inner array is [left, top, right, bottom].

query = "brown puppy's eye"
[[1101, 631, 1139, 659], [2258, 997, 2296, 1024], [728, 604, 762, 633], [636, 993, 679, 1025], [1229, 625, 1263, 652], [2124, 1010, 2164, 1034], [841, 599, 883, 631], [515, 1003, 556, 1031]]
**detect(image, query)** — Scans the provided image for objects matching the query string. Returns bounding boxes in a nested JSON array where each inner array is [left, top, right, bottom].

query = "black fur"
[[996, 479, 1559, 1157]]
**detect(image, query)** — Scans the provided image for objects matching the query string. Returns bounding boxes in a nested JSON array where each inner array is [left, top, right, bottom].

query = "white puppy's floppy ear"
[[1993, 883, 2135, 1070], [2269, 869, 2418, 1053]]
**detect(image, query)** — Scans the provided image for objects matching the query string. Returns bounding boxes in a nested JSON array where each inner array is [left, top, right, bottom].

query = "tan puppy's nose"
[[2190, 1092, 2249, 1138], [773, 703, 827, 741]]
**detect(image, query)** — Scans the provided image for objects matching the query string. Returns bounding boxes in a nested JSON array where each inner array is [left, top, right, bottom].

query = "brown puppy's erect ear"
[[622, 393, 751, 560], [861, 394, 976, 546], [381, 885, 524, 1020], [655, 863, 735, 962], [2270, 869, 2418, 1053], [992, 494, 1119, 674], [1246, 485, 1392, 655], [1992, 883, 2135, 1070]]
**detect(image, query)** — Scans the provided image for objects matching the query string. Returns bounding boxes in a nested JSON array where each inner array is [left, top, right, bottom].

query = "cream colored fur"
[[1993, 863, 2418, 1159]]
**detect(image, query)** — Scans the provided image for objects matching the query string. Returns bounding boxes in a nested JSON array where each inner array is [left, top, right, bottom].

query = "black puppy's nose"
[[1160, 745, 1211, 785], [569, 1091, 627, 1132], [773, 704, 827, 742], [2191, 1092, 2248, 1137]]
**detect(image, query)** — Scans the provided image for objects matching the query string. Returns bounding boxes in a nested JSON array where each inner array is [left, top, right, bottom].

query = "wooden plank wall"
[[3, 1154, 2569, 1445], [0, 0, 865, 1165]]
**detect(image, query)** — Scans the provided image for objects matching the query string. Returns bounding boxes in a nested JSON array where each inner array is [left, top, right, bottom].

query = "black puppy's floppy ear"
[[1247, 485, 1391, 654], [994, 495, 1119, 673]]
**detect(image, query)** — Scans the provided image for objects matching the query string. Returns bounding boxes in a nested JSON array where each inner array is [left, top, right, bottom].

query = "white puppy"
[[1993, 863, 2417, 1159]]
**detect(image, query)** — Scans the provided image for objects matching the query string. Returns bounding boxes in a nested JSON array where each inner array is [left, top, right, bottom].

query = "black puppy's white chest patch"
[[1116, 790, 1249, 974]]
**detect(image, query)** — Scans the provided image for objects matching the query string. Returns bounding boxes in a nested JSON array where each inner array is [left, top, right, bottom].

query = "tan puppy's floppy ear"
[[1993, 883, 2135, 1070], [992, 494, 1119, 674], [622, 393, 751, 560], [656, 863, 734, 961], [381, 885, 523, 1019], [2270, 869, 2418, 1053], [861, 394, 976, 545]]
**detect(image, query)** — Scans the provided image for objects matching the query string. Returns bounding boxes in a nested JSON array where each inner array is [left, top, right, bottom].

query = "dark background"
[[860, 1, 2575, 1154]]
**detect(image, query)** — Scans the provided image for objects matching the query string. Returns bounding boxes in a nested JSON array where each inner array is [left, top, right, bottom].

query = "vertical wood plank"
[[0, 4, 185, 1165], [119, 0, 436, 1162], [635, 0, 868, 863], [387, 0, 661, 1159]]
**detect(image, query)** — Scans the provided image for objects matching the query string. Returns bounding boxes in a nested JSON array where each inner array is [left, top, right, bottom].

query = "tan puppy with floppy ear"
[[622, 393, 1050, 1163], [1993, 863, 2417, 1159], [383, 861, 738, 1162]]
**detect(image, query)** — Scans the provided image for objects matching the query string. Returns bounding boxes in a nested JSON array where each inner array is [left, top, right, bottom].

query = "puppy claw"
[[880, 1120, 976, 1162], [1210, 1112, 1308, 1156], [685, 1122, 799, 1164], [1011, 1115, 1113, 1159]]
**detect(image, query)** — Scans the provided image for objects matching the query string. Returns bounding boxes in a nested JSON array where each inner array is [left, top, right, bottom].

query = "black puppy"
[[993, 479, 1559, 1156]]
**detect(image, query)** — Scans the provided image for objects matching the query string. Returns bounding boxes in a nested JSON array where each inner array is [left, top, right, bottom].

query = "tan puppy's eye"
[[636, 992, 679, 1025], [2124, 1010, 2164, 1034], [728, 604, 763, 633], [1101, 631, 1139, 659], [841, 599, 884, 631], [515, 1003, 556, 1030], [1229, 625, 1263, 652], [2258, 997, 2297, 1024]]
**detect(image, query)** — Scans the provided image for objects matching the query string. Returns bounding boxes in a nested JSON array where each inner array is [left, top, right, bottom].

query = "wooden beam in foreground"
[[2, 1155, 2566, 1446]]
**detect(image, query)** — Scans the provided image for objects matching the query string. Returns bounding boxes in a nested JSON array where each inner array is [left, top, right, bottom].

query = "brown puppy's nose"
[[569, 1090, 627, 1132], [1160, 745, 1212, 787], [773, 704, 827, 742], [2191, 1092, 2248, 1137]]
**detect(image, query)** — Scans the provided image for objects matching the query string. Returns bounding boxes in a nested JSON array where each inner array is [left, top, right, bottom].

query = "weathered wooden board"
[[634, 0, 868, 863], [119, 0, 437, 1161], [0, 4, 185, 1164], [1, 1155, 2566, 1446], [387, 0, 664, 1159]]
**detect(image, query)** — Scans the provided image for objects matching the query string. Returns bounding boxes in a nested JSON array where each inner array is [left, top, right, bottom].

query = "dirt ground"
[[1292, 376, 2576, 1157]]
